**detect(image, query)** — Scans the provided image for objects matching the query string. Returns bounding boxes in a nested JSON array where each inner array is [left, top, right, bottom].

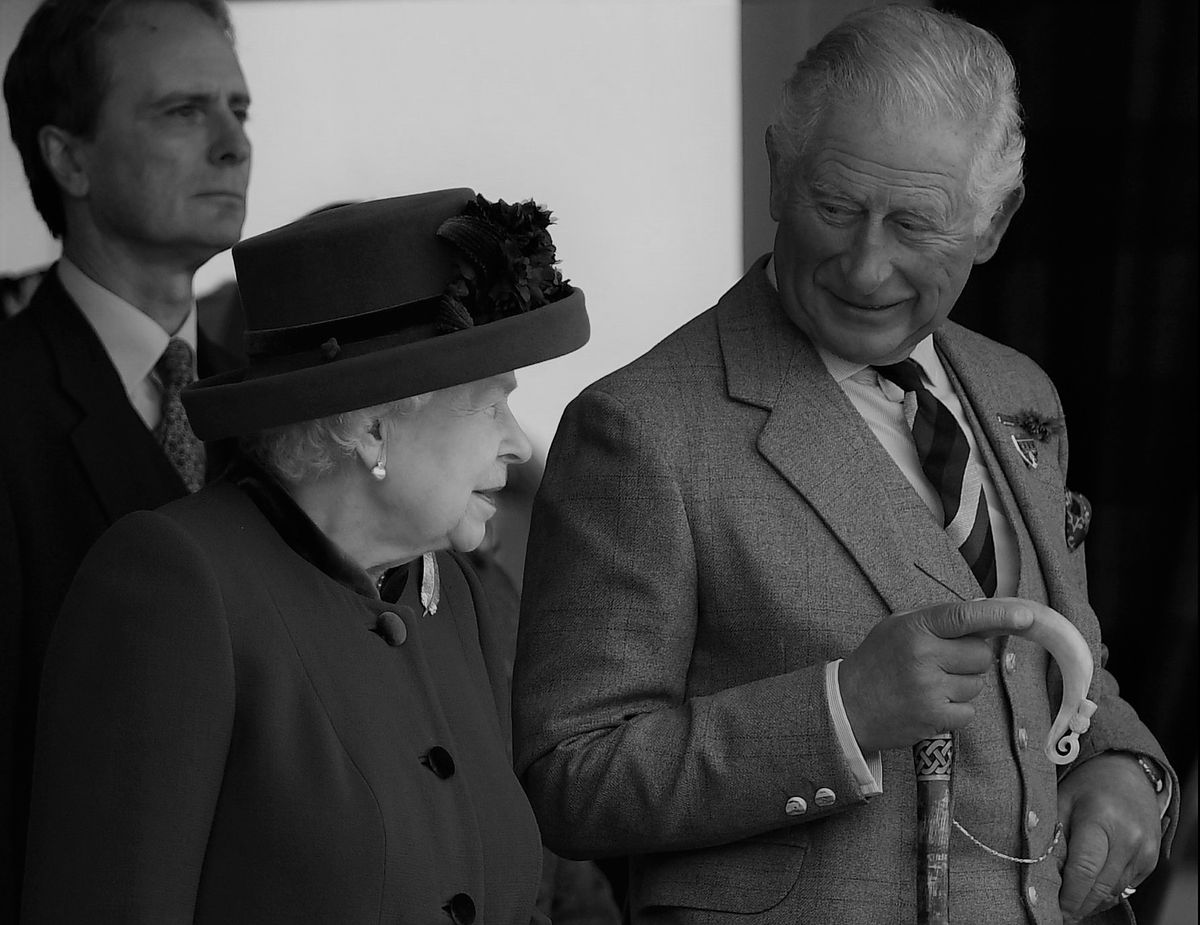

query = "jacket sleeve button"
[[814, 787, 836, 806], [784, 796, 808, 815]]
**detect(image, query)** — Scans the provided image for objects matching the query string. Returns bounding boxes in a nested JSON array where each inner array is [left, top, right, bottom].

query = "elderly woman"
[[21, 190, 588, 923]]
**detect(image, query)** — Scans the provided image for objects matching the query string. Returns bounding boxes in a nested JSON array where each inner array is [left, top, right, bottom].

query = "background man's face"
[[769, 102, 988, 366], [74, 0, 251, 267]]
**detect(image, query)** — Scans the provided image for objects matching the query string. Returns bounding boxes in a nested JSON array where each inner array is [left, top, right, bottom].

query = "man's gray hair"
[[240, 393, 432, 485], [774, 4, 1025, 232]]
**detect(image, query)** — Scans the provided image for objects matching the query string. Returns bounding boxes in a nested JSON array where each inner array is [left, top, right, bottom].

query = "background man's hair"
[[3, 0, 234, 239], [774, 4, 1025, 232]]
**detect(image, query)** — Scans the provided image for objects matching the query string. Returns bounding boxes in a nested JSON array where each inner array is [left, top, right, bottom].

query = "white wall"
[[0, 0, 52, 276], [1, 0, 742, 456], [222, 0, 742, 452]]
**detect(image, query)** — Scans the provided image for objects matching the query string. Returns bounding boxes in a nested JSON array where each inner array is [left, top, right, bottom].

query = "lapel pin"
[[1011, 435, 1039, 469], [998, 410, 1065, 469]]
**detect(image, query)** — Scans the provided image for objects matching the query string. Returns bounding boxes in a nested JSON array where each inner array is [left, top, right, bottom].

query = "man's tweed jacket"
[[513, 259, 1177, 924]]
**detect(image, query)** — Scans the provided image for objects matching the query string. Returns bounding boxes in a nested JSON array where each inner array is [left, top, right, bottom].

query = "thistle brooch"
[[997, 410, 1065, 470]]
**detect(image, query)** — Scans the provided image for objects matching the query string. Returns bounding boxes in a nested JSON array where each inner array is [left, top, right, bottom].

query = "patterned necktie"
[[873, 358, 997, 596], [155, 338, 205, 493]]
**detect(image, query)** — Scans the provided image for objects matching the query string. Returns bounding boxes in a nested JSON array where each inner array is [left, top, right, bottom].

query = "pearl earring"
[[371, 438, 387, 481]]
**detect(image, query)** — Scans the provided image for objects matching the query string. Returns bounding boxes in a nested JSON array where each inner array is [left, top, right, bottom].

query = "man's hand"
[[838, 600, 1035, 753], [1058, 752, 1162, 923]]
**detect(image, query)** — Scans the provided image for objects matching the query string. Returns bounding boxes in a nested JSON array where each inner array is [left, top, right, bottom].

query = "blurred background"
[[1, 1, 1194, 921]]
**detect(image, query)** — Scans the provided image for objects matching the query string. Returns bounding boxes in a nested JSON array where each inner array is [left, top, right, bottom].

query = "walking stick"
[[913, 600, 1099, 925]]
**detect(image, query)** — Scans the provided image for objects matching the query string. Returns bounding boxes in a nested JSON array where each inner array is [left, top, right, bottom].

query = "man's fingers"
[[1059, 821, 1113, 919], [943, 673, 986, 704], [920, 599, 1035, 640], [937, 636, 995, 675]]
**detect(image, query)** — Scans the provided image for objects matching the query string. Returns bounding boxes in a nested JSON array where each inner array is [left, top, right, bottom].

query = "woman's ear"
[[352, 416, 385, 472]]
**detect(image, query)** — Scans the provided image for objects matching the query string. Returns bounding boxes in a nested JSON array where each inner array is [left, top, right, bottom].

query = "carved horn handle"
[[1003, 598, 1098, 765]]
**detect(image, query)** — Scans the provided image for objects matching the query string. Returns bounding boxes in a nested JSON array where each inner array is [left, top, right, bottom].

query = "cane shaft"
[[914, 733, 954, 925]]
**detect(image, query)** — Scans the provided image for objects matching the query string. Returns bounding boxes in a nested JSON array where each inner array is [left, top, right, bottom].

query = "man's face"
[[73, 1, 251, 267], [768, 102, 1010, 366]]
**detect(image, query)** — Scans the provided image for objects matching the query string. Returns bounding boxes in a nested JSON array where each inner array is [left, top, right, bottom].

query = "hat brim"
[[184, 287, 588, 440]]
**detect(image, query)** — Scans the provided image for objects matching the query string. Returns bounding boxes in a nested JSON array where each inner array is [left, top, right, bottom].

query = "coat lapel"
[[718, 263, 979, 612], [32, 271, 186, 520], [935, 324, 1071, 605]]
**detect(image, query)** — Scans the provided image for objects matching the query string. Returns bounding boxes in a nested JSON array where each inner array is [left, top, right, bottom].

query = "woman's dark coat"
[[22, 468, 544, 923]]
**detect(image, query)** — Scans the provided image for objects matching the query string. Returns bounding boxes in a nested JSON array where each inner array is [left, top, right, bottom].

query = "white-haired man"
[[514, 6, 1177, 923]]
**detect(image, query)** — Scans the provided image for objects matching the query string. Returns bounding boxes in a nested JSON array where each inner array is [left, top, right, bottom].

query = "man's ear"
[[38, 125, 90, 198], [973, 184, 1025, 264], [765, 125, 790, 222]]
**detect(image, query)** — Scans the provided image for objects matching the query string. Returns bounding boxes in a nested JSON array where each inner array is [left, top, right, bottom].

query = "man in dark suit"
[[513, 7, 1177, 923], [0, 0, 250, 908]]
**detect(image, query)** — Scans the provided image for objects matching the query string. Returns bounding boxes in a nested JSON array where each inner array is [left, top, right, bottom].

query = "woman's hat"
[[183, 188, 589, 439]]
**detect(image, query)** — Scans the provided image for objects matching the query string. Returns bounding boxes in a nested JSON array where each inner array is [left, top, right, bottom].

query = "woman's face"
[[381, 372, 532, 555]]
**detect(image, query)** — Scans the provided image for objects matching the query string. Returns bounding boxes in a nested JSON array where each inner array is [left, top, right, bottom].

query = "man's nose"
[[841, 221, 894, 294], [211, 109, 251, 166]]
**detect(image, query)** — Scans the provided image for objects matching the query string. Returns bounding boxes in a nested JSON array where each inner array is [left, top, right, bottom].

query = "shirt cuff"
[[1137, 754, 1174, 819], [826, 659, 883, 797]]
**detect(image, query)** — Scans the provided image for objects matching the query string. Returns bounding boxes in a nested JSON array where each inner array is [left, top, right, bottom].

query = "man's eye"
[[232, 107, 250, 124], [169, 105, 201, 119], [818, 202, 854, 220], [894, 215, 934, 234]]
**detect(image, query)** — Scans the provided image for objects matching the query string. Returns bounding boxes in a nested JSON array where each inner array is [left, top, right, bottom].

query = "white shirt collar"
[[57, 258, 198, 393]]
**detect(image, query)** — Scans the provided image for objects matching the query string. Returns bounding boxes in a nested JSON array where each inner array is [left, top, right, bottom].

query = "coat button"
[[814, 787, 836, 807], [1027, 810, 1039, 829], [1026, 884, 1038, 905], [784, 796, 807, 816], [1004, 652, 1017, 672], [374, 611, 407, 646], [421, 746, 455, 779], [1017, 727, 1028, 748], [443, 892, 476, 923]]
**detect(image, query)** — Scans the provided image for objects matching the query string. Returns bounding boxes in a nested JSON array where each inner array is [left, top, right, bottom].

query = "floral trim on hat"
[[435, 194, 569, 333]]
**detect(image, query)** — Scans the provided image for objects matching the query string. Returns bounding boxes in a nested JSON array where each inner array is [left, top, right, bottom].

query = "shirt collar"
[[57, 257, 198, 392]]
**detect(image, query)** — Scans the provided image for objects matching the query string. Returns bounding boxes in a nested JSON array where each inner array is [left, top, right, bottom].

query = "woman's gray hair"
[[773, 5, 1025, 233], [240, 393, 433, 485]]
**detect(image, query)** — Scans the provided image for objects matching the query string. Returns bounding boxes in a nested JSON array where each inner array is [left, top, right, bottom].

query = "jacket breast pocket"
[[631, 828, 808, 915]]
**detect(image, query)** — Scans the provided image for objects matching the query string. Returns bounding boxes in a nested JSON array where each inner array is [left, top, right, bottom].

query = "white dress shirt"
[[57, 258, 198, 431]]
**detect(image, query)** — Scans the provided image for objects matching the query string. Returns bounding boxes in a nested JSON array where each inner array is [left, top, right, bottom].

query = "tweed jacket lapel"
[[718, 261, 980, 613], [32, 271, 185, 519], [935, 323, 1076, 612]]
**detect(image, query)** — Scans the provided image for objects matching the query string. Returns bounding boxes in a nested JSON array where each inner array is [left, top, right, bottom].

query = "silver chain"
[[952, 819, 1063, 865]]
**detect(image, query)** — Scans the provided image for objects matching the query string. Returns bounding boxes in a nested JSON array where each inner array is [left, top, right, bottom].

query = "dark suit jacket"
[[513, 261, 1179, 924], [22, 476, 544, 922], [0, 269, 238, 912]]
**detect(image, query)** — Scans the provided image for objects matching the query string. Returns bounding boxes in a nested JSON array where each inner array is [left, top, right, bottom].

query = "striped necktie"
[[873, 359, 997, 596], [155, 338, 205, 493]]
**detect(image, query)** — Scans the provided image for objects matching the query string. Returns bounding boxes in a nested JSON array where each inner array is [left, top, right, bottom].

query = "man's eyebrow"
[[148, 89, 250, 109]]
